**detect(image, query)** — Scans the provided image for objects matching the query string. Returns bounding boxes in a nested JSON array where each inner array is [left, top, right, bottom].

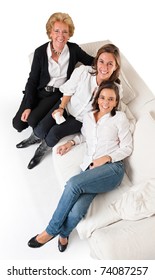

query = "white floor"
[[0, 95, 92, 260]]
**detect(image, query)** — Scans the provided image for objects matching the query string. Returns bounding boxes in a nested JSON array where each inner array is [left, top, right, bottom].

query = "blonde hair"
[[46, 12, 75, 38]]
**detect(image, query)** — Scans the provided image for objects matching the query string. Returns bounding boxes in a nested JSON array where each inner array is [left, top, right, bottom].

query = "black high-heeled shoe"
[[28, 234, 54, 248], [58, 236, 69, 252]]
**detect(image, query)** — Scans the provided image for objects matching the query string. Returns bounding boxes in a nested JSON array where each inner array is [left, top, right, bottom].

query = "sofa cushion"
[[88, 216, 155, 259], [110, 178, 155, 220], [119, 69, 136, 104], [125, 111, 155, 184], [52, 135, 86, 187]]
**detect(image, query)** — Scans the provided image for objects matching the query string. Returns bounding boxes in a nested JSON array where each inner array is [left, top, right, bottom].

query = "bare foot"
[[36, 230, 53, 244], [59, 236, 68, 245]]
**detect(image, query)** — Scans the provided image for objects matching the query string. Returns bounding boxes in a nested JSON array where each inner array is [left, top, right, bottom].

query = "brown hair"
[[46, 12, 75, 38], [92, 82, 120, 116], [92, 43, 121, 84]]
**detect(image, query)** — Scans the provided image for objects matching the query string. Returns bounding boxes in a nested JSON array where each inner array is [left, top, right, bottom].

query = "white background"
[[0, 0, 155, 274], [0, 0, 155, 96]]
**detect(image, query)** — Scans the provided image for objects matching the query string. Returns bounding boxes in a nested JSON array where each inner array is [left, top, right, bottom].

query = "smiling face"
[[50, 21, 70, 52], [98, 88, 117, 115], [96, 52, 117, 85]]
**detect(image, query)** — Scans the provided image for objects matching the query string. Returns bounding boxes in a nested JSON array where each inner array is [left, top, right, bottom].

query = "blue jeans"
[[46, 161, 124, 238]]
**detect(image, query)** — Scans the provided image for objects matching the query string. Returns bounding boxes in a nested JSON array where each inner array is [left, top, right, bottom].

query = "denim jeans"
[[46, 161, 124, 238]]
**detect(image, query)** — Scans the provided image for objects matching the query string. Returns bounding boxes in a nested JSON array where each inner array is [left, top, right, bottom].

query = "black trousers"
[[12, 90, 63, 132], [34, 100, 82, 147]]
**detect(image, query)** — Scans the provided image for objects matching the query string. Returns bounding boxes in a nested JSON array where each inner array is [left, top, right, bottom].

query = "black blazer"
[[24, 42, 94, 108]]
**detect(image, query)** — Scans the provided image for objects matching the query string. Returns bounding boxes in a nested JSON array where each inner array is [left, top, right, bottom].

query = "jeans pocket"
[[112, 161, 124, 176]]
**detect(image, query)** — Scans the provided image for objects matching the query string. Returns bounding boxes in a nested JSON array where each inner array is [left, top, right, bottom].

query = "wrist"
[[105, 155, 112, 163], [68, 140, 75, 146], [59, 105, 64, 110]]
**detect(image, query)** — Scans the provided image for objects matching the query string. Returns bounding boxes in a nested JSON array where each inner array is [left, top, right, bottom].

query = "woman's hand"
[[21, 109, 31, 122], [89, 155, 111, 169], [57, 142, 72, 156], [52, 96, 71, 118], [52, 108, 64, 118]]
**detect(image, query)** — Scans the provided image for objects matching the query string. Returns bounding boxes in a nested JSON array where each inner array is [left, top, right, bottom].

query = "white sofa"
[[52, 40, 155, 259]]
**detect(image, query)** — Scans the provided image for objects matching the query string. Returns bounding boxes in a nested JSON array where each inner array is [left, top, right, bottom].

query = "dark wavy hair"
[[92, 82, 120, 116]]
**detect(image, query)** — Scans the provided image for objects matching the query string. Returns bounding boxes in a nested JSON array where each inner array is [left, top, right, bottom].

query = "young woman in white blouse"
[[28, 82, 133, 252], [25, 44, 122, 169]]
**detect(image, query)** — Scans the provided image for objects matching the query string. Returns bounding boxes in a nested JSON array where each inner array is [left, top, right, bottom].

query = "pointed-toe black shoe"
[[28, 234, 54, 248], [28, 235, 45, 248], [16, 133, 41, 148], [16, 139, 41, 148], [27, 141, 51, 169], [58, 237, 69, 252], [27, 156, 41, 169]]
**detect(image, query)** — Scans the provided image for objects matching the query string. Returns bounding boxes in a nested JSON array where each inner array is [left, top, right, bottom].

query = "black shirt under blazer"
[[24, 42, 94, 109]]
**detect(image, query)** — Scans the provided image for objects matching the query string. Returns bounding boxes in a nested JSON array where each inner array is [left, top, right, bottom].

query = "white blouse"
[[73, 110, 133, 170], [59, 64, 136, 131], [47, 42, 69, 88], [60, 65, 97, 122]]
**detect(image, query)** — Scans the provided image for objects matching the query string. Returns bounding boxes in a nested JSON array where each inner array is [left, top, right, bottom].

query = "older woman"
[[13, 12, 93, 145], [28, 82, 133, 252]]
